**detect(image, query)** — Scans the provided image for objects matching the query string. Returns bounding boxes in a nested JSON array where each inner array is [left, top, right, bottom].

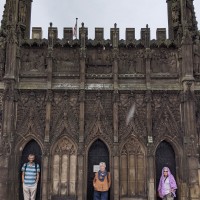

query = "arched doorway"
[[155, 141, 177, 200], [19, 139, 42, 200], [87, 139, 110, 200]]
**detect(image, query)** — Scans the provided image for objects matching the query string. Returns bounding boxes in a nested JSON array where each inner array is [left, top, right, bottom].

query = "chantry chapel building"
[[0, 0, 200, 200]]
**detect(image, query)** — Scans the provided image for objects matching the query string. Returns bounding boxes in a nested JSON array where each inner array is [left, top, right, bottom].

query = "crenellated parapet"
[[30, 24, 177, 49]]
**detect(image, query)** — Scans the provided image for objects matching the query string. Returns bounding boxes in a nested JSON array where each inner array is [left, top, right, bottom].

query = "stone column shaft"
[[42, 156, 49, 200], [77, 24, 86, 200], [44, 102, 51, 142], [113, 155, 119, 200], [47, 51, 53, 89], [147, 155, 154, 200], [77, 154, 84, 200], [181, 35, 200, 199]]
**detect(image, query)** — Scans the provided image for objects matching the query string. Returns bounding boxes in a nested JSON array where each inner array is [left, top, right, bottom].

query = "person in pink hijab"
[[158, 167, 177, 200]]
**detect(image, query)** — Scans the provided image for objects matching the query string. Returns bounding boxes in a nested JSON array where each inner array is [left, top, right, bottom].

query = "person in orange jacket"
[[93, 162, 111, 200]]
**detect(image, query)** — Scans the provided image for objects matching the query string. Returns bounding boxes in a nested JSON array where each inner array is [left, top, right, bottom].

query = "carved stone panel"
[[171, 0, 181, 28], [52, 49, 79, 74], [16, 91, 46, 140], [50, 92, 79, 142], [18, 0, 27, 25], [86, 50, 112, 74], [151, 49, 178, 74], [152, 92, 181, 139], [85, 92, 113, 145], [20, 48, 47, 72], [118, 50, 145, 74], [186, 0, 197, 32], [118, 93, 147, 142]]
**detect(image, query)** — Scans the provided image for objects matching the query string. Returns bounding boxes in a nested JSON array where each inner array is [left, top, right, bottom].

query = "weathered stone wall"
[[0, 0, 200, 200]]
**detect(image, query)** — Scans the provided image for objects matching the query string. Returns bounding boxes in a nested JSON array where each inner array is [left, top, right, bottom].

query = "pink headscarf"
[[158, 167, 177, 198]]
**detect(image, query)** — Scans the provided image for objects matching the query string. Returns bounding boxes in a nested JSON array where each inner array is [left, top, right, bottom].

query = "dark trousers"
[[93, 190, 108, 200]]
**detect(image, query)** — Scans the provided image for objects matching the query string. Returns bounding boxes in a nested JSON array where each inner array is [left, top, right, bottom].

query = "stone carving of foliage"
[[54, 138, 76, 155]]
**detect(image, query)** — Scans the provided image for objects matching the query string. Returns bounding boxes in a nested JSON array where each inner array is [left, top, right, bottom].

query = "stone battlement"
[[31, 23, 172, 48]]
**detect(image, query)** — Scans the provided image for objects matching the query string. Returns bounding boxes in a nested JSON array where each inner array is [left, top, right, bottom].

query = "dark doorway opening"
[[19, 139, 42, 200], [155, 141, 177, 200], [87, 139, 110, 200]]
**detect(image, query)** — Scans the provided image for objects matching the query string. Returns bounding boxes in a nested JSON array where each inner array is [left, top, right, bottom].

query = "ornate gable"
[[85, 92, 113, 146], [16, 92, 46, 139], [152, 93, 181, 138], [119, 93, 147, 142], [50, 92, 79, 142]]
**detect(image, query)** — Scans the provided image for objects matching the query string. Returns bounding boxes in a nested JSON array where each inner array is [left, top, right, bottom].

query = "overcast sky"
[[0, 0, 200, 39]]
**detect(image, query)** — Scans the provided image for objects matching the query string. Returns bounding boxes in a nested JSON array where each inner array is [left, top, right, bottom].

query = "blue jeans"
[[93, 190, 108, 200]]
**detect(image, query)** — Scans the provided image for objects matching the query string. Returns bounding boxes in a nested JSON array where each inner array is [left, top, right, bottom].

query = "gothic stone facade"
[[0, 0, 200, 200]]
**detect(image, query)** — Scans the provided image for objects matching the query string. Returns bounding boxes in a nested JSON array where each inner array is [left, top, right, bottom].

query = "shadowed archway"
[[87, 139, 110, 200], [155, 141, 177, 200], [19, 139, 42, 200]]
